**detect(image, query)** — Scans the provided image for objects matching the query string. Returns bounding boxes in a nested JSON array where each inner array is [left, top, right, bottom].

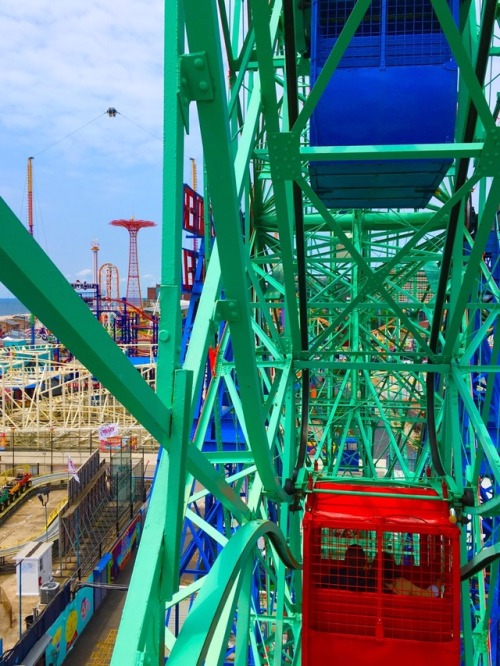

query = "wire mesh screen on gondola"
[[316, 0, 453, 67]]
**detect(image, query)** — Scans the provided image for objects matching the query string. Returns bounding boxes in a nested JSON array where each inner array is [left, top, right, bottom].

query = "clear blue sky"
[[0, 2, 202, 299]]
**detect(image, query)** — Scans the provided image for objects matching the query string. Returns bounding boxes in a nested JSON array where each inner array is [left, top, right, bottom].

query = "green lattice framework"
[[0, 0, 500, 663]]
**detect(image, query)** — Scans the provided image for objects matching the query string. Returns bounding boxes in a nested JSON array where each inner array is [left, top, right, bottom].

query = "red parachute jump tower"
[[110, 217, 156, 308]]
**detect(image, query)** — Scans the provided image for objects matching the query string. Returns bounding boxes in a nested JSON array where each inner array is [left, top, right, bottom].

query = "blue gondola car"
[[309, 0, 458, 209]]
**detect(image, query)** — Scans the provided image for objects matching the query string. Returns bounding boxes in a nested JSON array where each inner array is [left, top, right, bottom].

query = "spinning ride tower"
[[110, 217, 156, 307]]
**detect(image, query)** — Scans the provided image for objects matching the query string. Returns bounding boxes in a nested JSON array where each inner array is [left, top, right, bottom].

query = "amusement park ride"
[[1, 0, 500, 664]]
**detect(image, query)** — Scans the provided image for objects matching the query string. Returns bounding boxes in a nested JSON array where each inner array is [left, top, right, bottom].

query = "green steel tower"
[[1, 0, 500, 664]]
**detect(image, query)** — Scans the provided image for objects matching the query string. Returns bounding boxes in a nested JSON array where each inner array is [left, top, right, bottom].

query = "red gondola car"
[[302, 481, 461, 665]]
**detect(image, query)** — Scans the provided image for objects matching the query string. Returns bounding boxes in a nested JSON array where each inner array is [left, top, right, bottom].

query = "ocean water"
[[0, 298, 31, 316]]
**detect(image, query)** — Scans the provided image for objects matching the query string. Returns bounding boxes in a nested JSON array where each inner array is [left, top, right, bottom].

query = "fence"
[[0, 509, 145, 666]]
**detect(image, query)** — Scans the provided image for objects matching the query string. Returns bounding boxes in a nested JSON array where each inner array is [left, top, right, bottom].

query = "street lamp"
[[17, 559, 22, 640], [10, 427, 15, 472], [37, 489, 50, 541], [49, 427, 54, 472]]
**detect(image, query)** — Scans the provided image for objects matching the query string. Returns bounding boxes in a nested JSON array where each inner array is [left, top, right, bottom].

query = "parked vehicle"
[[5, 472, 32, 499], [0, 487, 11, 511]]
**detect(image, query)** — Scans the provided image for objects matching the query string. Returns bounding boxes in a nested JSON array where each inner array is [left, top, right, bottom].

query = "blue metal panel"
[[309, 0, 458, 208], [340, 437, 360, 469]]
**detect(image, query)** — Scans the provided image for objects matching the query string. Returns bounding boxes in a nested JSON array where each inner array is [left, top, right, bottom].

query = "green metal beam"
[[0, 197, 171, 442], [183, 0, 289, 502], [167, 520, 300, 665], [264, 141, 484, 161], [0, 199, 251, 527]]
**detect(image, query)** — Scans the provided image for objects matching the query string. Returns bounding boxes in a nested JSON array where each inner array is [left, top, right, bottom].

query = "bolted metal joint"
[[213, 299, 240, 323]]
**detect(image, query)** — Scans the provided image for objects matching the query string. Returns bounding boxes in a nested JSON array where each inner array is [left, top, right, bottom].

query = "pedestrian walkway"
[[62, 554, 135, 666], [86, 629, 117, 665]]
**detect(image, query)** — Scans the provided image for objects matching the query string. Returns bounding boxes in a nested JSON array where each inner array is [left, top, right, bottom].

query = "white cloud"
[[75, 268, 93, 280], [1, 2, 164, 162], [0, 1, 170, 300]]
